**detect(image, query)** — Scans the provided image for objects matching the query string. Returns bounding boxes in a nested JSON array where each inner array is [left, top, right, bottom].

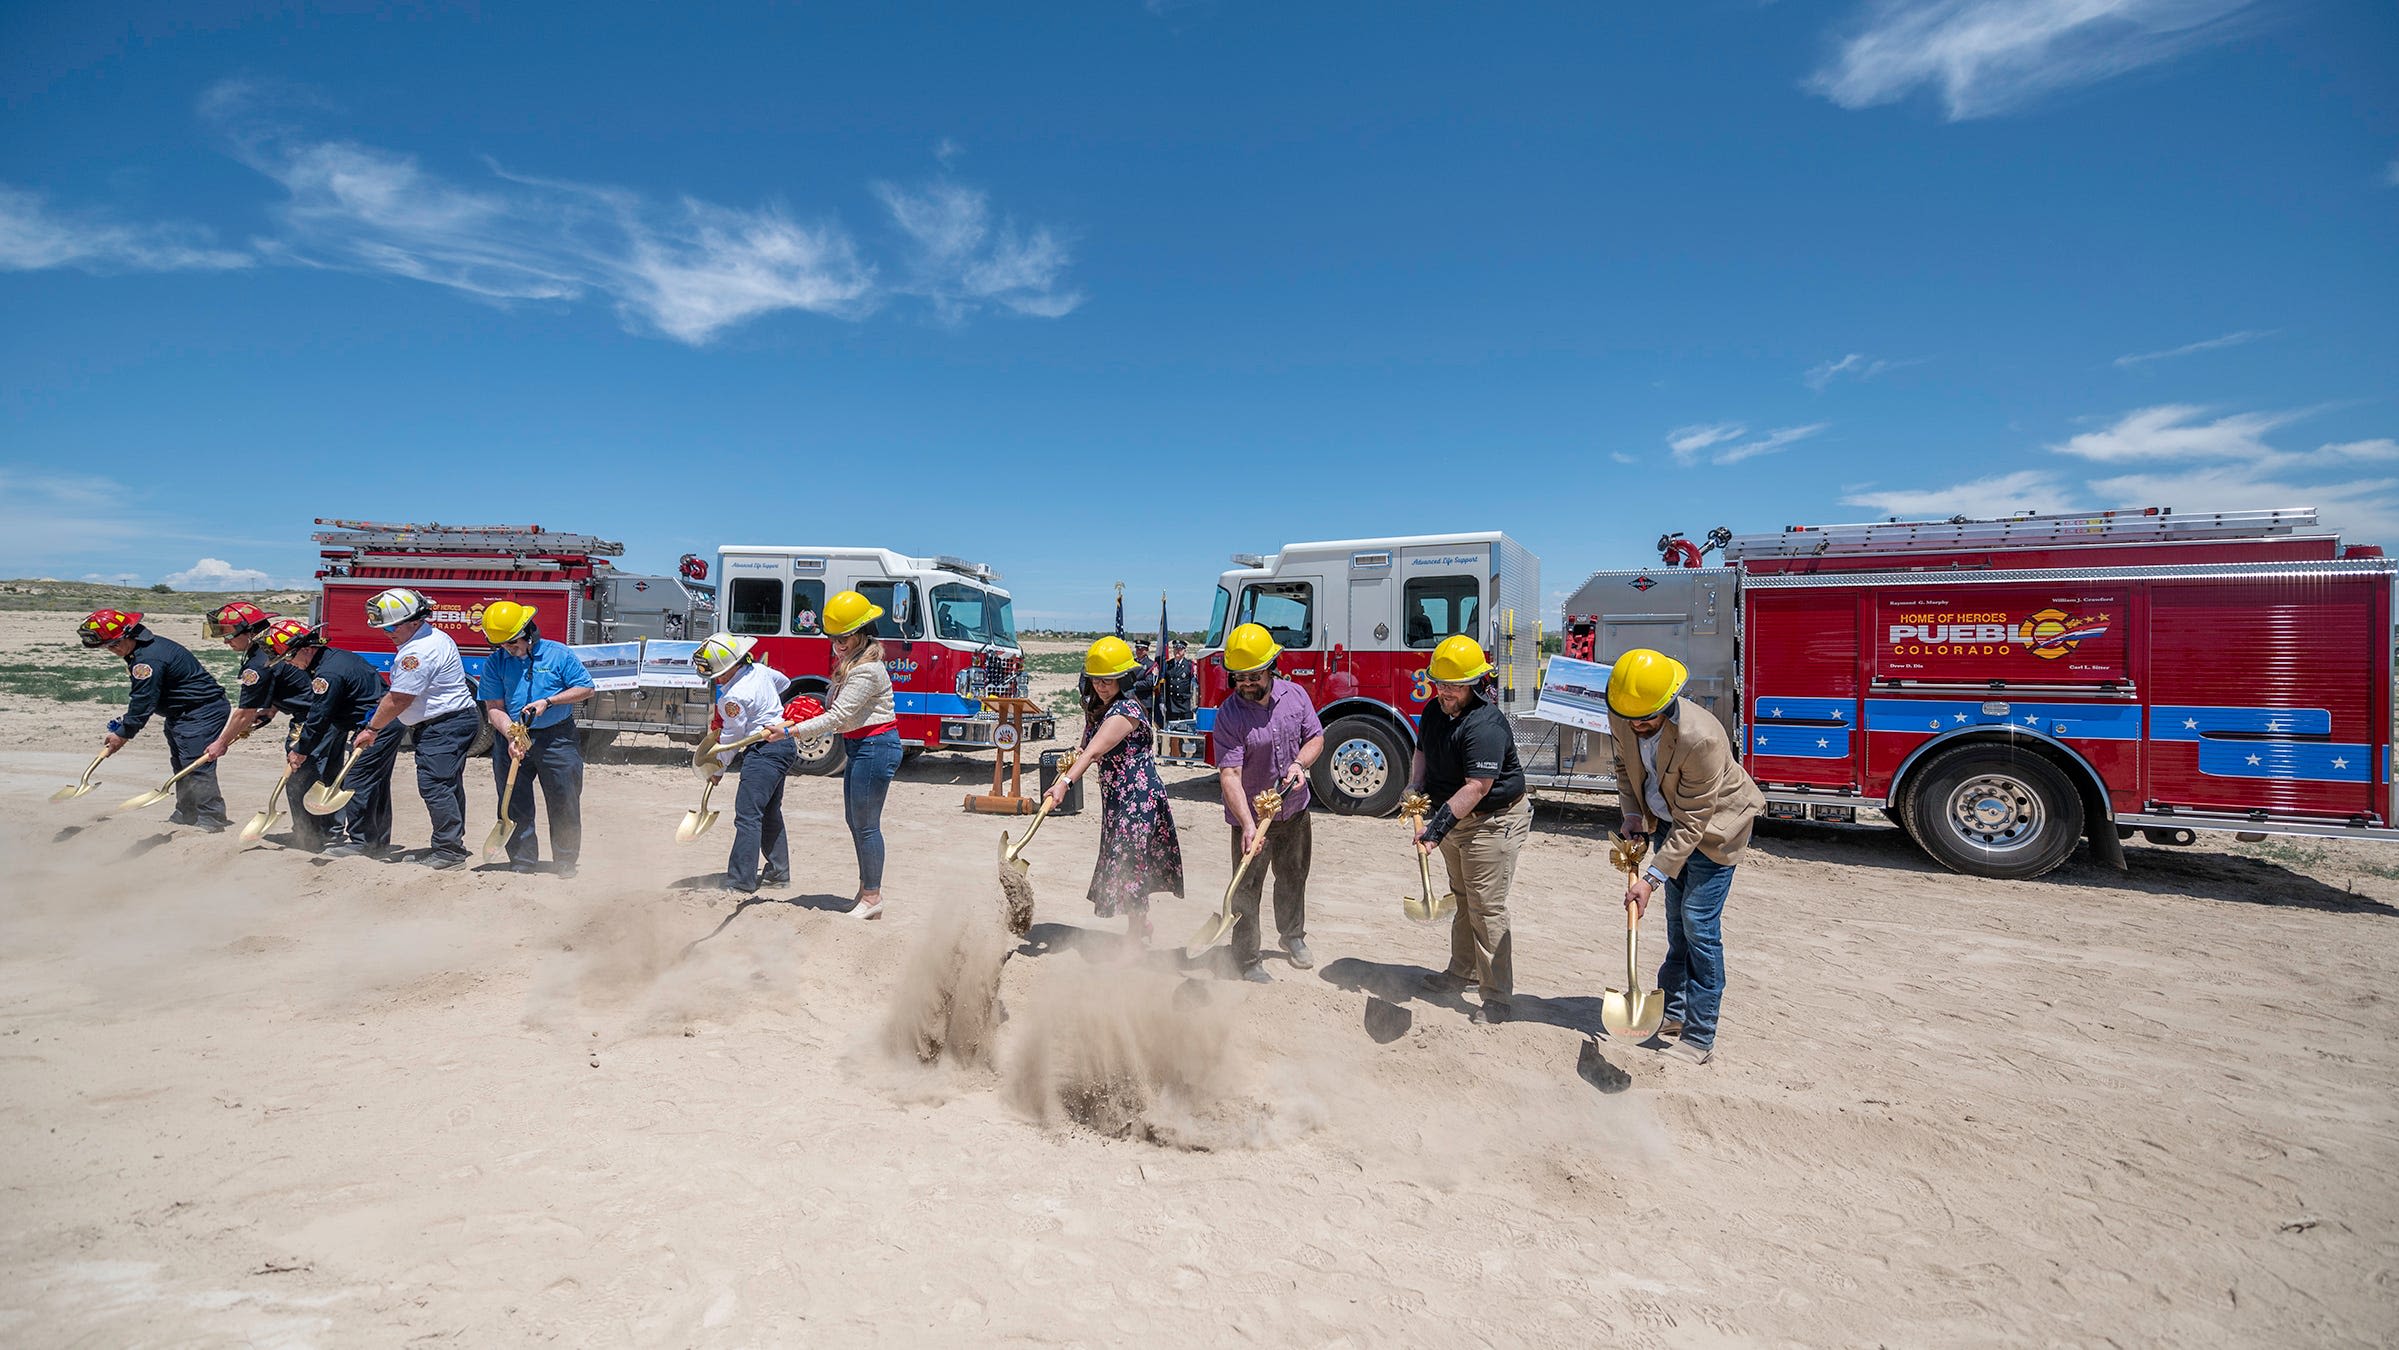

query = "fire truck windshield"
[[930, 582, 1018, 647], [1205, 586, 1230, 647]]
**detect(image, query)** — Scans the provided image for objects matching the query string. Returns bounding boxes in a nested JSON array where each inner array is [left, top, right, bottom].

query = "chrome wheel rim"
[[1328, 736, 1388, 802], [1946, 773, 2043, 853]]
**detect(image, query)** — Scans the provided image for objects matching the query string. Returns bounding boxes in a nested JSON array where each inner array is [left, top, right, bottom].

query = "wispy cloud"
[[0, 185, 252, 273], [2386, 158, 2399, 188], [2112, 327, 2275, 367], [1718, 423, 1830, 465], [1609, 451, 1638, 465], [2049, 403, 2303, 463], [1842, 469, 2071, 519], [872, 180, 1084, 321], [1804, 352, 1924, 390], [1667, 423, 1746, 462], [1808, 0, 2260, 121], [0, 82, 1083, 346]]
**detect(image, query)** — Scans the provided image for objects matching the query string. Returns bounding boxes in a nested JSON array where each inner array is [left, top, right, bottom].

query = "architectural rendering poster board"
[[639, 640, 704, 689], [570, 642, 641, 692], [1533, 654, 1614, 733]]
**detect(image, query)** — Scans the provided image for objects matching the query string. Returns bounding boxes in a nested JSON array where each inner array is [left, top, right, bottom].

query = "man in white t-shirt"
[[355, 587, 480, 869]]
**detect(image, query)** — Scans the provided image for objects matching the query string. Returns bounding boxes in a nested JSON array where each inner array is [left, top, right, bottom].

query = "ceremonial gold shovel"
[[119, 755, 219, 810], [241, 761, 299, 844], [677, 730, 772, 842], [304, 744, 369, 815], [1601, 835, 1666, 1039], [997, 795, 1059, 936], [51, 751, 109, 802], [1398, 791, 1458, 924], [1186, 788, 1281, 957], [482, 720, 532, 861]]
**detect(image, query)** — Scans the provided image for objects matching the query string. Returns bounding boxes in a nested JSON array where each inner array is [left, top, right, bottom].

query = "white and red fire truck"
[[312, 520, 721, 757], [716, 544, 1047, 774], [1170, 508, 2397, 881]]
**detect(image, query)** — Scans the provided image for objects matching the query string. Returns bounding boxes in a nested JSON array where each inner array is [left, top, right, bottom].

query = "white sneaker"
[[848, 896, 884, 921]]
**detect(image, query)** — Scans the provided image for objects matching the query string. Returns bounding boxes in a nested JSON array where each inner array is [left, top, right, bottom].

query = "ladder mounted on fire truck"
[[1725, 507, 2322, 562], [311, 519, 626, 558]]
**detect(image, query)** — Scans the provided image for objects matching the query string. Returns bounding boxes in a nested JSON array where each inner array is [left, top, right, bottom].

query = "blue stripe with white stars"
[[1863, 699, 2141, 741], [1749, 695, 1854, 758], [2196, 740, 2371, 782], [2149, 705, 2332, 740]]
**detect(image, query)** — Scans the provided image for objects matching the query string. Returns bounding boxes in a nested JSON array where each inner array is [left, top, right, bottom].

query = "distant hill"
[[0, 579, 315, 615]]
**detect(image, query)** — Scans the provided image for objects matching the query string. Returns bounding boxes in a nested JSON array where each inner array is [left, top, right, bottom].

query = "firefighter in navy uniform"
[[79, 608, 232, 831], [202, 602, 326, 849], [263, 618, 396, 857], [359, 586, 479, 869]]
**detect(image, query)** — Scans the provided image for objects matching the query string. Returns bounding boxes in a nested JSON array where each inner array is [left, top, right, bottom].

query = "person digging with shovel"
[[476, 601, 595, 877], [1210, 623, 1323, 983], [264, 619, 395, 857], [777, 590, 904, 921], [203, 602, 326, 851], [359, 587, 480, 871], [693, 632, 796, 896], [1605, 648, 1764, 1066], [79, 609, 233, 832], [1407, 635, 1530, 1025], [1041, 636, 1185, 960]]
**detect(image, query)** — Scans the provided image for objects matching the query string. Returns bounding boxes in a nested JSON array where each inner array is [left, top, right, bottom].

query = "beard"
[[1238, 681, 1271, 703]]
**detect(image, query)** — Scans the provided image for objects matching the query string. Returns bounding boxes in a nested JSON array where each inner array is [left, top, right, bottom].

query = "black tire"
[[578, 727, 618, 758], [1885, 777, 1918, 844], [467, 717, 495, 758], [1905, 743, 2084, 880], [793, 731, 845, 777], [1314, 715, 1409, 817]]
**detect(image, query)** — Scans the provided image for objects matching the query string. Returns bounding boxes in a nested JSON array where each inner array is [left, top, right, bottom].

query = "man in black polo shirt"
[[1407, 635, 1529, 1023]]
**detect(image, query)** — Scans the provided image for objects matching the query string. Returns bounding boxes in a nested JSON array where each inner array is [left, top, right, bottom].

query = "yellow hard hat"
[[1606, 648, 1688, 719], [1221, 622, 1282, 674], [821, 590, 884, 638], [1083, 635, 1140, 678], [481, 600, 536, 644], [1427, 634, 1492, 684]]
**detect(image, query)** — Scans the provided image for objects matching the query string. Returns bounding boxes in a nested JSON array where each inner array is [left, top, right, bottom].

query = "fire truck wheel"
[[1907, 745, 2084, 880], [1315, 715, 1408, 817], [467, 718, 495, 758], [793, 731, 845, 777]]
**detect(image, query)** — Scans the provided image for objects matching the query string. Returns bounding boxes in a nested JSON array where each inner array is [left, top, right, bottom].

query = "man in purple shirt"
[[1212, 622, 1326, 982]]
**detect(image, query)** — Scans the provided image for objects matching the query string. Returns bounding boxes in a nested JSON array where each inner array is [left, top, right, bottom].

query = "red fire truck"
[[1172, 509, 2398, 881], [716, 544, 1047, 774], [311, 520, 719, 757]]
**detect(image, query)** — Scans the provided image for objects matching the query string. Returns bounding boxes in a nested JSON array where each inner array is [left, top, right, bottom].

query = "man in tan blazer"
[[1606, 649, 1764, 1064]]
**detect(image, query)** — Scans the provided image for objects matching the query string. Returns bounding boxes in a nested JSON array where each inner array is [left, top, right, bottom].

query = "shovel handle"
[[1002, 795, 1056, 864]]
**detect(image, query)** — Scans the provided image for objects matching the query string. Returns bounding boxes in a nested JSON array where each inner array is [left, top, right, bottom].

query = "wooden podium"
[[965, 695, 1043, 815]]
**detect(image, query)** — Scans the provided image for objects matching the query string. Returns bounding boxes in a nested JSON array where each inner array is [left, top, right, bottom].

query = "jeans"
[[164, 706, 230, 827], [1649, 823, 1734, 1046], [728, 737, 797, 890], [841, 729, 902, 891], [411, 707, 478, 860], [490, 721, 584, 866], [1230, 808, 1311, 967]]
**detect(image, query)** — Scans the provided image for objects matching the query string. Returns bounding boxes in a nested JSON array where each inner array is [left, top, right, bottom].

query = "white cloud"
[[160, 558, 281, 591], [1716, 423, 1831, 465], [1842, 469, 2073, 519], [1667, 422, 1746, 462], [0, 185, 251, 273], [1808, 0, 2259, 121], [873, 180, 1084, 321], [2049, 403, 2302, 463], [30, 80, 1081, 345], [2088, 465, 2399, 544], [2386, 158, 2399, 188], [1805, 352, 1923, 390], [1609, 451, 1638, 465], [2112, 327, 2275, 367]]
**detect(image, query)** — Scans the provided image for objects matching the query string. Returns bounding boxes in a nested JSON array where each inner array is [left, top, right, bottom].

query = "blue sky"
[[2, 1, 2394, 628]]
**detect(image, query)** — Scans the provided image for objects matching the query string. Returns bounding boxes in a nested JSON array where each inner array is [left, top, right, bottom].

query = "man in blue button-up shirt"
[[476, 602, 595, 874]]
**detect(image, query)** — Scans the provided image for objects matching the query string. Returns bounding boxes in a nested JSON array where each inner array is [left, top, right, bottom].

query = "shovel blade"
[[998, 835, 1036, 935], [303, 787, 352, 816], [1182, 908, 1237, 958], [1602, 988, 1666, 1039], [239, 808, 280, 844], [483, 817, 514, 861], [51, 781, 99, 802], [119, 786, 174, 810], [1403, 894, 1441, 924], [674, 809, 704, 844]]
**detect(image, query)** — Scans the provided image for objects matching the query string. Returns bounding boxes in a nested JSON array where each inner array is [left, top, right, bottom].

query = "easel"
[[965, 695, 1042, 815]]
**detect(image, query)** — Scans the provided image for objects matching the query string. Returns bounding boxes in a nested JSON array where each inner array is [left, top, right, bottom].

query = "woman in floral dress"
[[1042, 636, 1185, 952]]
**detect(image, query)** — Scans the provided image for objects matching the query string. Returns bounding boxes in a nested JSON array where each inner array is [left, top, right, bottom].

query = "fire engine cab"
[[1163, 531, 1542, 817], [716, 545, 1049, 774]]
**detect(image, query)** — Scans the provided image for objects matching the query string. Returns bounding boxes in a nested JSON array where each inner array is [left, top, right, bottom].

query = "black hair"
[[1079, 672, 1131, 723]]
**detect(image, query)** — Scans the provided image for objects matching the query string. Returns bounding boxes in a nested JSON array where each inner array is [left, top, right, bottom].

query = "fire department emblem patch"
[[1629, 576, 1657, 592], [312, 677, 330, 695], [400, 655, 421, 672], [131, 663, 153, 679], [240, 669, 260, 686], [723, 701, 743, 718]]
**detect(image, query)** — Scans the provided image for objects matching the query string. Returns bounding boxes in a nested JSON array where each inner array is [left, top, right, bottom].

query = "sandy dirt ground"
[[2, 613, 2394, 1347]]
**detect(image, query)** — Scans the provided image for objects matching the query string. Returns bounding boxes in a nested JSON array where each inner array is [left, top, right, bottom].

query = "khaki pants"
[[1229, 808, 1311, 967], [1439, 795, 1529, 1000]]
